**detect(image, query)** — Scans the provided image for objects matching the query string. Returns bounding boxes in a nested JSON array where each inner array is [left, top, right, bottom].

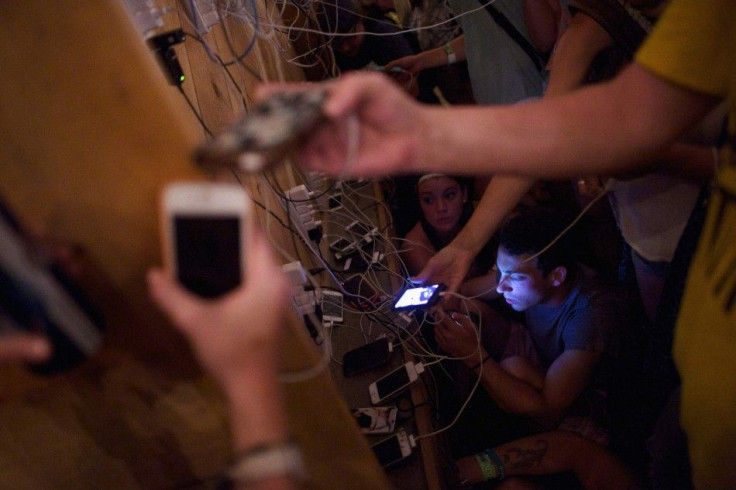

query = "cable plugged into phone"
[[286, 185, 322, 244], [282, 261, 322, 343], [371, 429, 417, 468]]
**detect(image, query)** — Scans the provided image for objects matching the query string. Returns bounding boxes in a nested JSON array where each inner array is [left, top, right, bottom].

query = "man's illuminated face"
[[495, 246, 556, 312]]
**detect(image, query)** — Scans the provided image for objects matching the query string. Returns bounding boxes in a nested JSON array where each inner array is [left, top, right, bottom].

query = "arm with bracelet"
[[455, 431, 642, 488], [386, 35, 467, 73], [148, 225, 303, 489]]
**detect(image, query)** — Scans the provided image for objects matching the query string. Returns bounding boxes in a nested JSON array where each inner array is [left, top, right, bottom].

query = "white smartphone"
[[320, 290, 344, 324], [369, 361, 423, 405], [161, 182, 250, 299], [371, 429, 415, 468], [351, 406, 398, 434]]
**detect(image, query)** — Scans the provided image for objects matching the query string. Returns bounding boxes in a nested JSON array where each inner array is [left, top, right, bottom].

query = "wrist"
[[468, 352, 491, 371], [226, 369, 288, 451], [443, 43, 456, 65], [226, 440, 305, 488]]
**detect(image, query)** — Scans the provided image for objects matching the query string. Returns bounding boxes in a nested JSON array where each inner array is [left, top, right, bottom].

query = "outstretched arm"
[[414, 12, 617, 290], [148, 224, 296, 490], [523, 0, 562, 54], [414, 176, 533, 292], [386, 35, 466, 74], [298, 64, 717, 180]]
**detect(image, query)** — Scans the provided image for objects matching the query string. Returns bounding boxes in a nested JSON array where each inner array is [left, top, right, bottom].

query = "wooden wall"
[[0, 1, 390, 488]]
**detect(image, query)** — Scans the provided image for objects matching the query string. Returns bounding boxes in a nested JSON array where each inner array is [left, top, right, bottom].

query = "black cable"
[[177, 85, 214, 138]]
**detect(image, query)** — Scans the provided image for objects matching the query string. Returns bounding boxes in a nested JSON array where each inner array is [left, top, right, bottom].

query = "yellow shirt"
[[637, 1, 736, 488]]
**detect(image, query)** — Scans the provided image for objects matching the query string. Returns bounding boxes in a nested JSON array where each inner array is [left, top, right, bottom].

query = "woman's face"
[[418, 176, 466, 235]]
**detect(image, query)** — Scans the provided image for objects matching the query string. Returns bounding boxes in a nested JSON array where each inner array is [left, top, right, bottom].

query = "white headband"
[[417, 173, 447, 186]]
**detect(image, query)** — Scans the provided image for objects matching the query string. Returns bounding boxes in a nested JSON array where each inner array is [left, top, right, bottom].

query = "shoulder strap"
[[478, 0, 548, 72]]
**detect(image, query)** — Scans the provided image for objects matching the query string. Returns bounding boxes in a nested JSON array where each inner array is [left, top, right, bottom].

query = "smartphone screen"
[[393, 284, 444, 310], [375, 364, 411, 400], [371, 431, 412, 467], [343, 337, 391, 376], [321, 291, 344, 323], [174, 215, 242, 298]]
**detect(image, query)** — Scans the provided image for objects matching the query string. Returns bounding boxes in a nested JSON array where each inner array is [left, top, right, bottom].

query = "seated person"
[[400, 173, 494, 279], [316, 0, 416, 72], [434, 207, 635, 485]]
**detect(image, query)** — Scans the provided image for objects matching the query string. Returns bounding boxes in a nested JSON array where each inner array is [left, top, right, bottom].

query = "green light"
[[179, 75, 186, 83]]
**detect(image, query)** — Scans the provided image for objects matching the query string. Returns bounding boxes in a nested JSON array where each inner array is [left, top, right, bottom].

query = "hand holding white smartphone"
[[161, 182, 250, 299]]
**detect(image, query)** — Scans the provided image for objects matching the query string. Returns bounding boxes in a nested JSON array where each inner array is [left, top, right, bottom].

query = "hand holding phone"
[[193, 90, 327, 173], [161, 182, 250, 298]]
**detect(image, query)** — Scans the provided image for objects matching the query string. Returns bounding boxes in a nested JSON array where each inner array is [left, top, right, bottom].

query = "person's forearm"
[[523, 0, 560, 53], [459, 273, 498, 300], [448, 35, 466, 63], [470, 350, 557, 419], [545, 12, 614, 96], [452, 176, 534, 257], [495, 432, 642, 489], [651, 142, 717, 183], [418, 64, 716, 179], [226, 366, 289, 452], [421, 35, 467, 69]]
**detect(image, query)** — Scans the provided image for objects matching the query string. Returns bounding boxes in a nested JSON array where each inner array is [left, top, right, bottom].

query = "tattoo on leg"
[[499, 439, 549, 471]]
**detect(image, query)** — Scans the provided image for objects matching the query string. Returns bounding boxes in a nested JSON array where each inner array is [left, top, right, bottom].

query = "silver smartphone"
[[369, 361, 423, 404]]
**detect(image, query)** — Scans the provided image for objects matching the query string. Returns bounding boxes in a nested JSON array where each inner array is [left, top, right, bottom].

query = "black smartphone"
[[342, 337, 393, 377], [392, 284, 446, 310], [371, 430, 415, 468]]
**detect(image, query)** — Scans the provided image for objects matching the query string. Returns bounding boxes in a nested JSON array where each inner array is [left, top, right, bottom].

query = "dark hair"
[[417, 175, 496, 272], [498, 206, 579, 276], [317, 0, 362, 35]]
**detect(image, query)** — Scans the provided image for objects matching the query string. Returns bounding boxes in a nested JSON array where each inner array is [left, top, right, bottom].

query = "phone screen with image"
[[174, 216, 242, 298], [393, 284, 444, 310]]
